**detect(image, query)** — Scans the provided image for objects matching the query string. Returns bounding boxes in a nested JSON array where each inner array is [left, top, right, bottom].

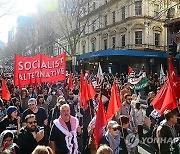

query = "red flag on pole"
[[68, 71, 74, 90], [94, 96, 107, 148], [168, 59, 180, 98], [2, 79, 11, 101], [88, 82, 96, 100], [114, 81, 122, 109], [84, 79, 89, 109], [79, 70, 89, 109], [80, 70, 85, 108], [151, 79, 178, 115], [106, 82, 122, 121]]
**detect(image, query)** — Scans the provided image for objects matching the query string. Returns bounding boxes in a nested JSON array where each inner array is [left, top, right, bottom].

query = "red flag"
[[114, 81, 122, 109], [128, 66, 134, 75], [106, 82, 122, 121], [79, 70, 89, 109], [151, 79, 178, 115], [80, 70, 85, 108], [68, 71, 74, 90], [88, 82, 96, 100], [169, 59, 180, 98], [94, 96, 107, 148], [84, 79, 89, 109], [2, 79, 11, 101]]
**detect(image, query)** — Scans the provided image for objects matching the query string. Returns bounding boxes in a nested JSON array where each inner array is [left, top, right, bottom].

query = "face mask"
[[52, 92, 56, 95]]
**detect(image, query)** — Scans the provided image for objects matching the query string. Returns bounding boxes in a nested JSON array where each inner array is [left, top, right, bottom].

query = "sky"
[[0, 0, 38, 43]]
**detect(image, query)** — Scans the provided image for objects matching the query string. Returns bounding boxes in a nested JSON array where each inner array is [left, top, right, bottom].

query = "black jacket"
[[17, 126, 46, 154], [157, 123, 180, 154], [100, 135, 128, 154]]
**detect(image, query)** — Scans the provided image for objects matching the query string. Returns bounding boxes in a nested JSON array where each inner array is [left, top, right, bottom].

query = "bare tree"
[[48, 0, 90, 56], [0, 0, 17, 17]]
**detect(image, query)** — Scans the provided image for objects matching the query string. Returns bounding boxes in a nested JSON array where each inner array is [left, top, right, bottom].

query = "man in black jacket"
[[157, 110, 180, 154], [17, 114, 45, 154]]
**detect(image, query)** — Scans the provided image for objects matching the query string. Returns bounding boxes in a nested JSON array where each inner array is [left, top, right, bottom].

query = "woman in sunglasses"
[[100, 120, 128, 154]]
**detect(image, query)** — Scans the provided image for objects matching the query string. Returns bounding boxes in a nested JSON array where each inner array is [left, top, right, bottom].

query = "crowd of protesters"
[[0, 71, 179, 154]]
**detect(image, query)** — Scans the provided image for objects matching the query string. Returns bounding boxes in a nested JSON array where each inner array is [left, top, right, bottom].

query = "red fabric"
[[79, 70, 84, 108], [88, 82, 96, 100], [68, 71, 74, 90], [151, 79, 178, 115], [2, 79, 11, 101], [128, 66, 133, 75], [168, 59, 180, 98], [79, 70, 89, 109], [114, 82, 122, 109], [93, 96, 107, 148], [14, 52, 66, 87], [84, 79, 89, 109], [106, 82, 122, 121]]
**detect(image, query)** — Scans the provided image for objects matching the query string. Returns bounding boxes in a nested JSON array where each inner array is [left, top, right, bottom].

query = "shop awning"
[[78, 49, 168, 59]]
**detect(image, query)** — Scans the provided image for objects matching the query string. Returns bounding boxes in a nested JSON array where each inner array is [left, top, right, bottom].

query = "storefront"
[[77, 49, 168, 75]]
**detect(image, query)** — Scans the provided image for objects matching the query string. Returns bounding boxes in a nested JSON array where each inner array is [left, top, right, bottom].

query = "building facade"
[[58, 0, 180, 74]]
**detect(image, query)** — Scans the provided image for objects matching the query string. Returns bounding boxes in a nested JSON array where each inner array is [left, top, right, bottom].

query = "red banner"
[[14, 52, 66, 87]]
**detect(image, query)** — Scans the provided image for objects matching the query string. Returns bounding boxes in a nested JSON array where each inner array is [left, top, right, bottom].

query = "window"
[[112, 11, 116, 24], [92, 2, 96, 10], [155, 33, 160, 46], [121, 34, 125, 47], [135, 1, 142, 16], [82, 45, 85, 53], [104, 15, 107, 26], [92, 42, 95, 52], [112, 37, 116, 49], [104, 39, 108, 50], [154, 4, 159, 17], [121, 6, 125, 20], [135, 31, 142, 44]]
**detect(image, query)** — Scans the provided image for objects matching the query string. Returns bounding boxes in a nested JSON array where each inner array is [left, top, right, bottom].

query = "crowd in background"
[[0, 71, 179, 154]]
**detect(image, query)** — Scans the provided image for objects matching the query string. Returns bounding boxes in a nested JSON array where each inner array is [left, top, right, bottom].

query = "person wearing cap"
[[22, 98, 48, 127], [0, 106, 21, 134], [100, 120, 127, 154]]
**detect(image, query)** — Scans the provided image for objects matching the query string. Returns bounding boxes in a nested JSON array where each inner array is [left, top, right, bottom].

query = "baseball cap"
[[28, 98, 37, 105], [108, 120, 120, 128]]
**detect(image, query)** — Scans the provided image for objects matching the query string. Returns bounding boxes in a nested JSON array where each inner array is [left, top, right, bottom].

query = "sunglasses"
[[113, 127, 120, 131], [27, 120, 37, 125]]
